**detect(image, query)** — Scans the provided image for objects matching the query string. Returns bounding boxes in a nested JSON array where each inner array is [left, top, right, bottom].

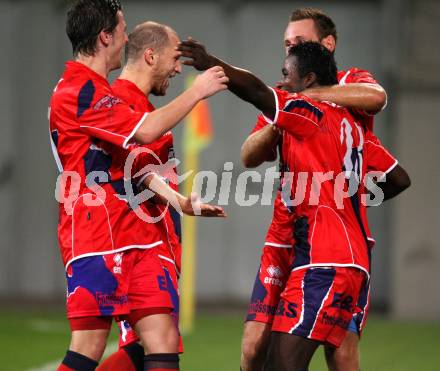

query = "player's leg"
[[324, 277, 370, 371], [59, 253, 133, 370], [59, 327, 111, 370], [127, 249, 180, 370], [269, 267, 366, 371], [264, 332, 319, 371], [324, 330, 360, 371], [241, 246, 292, 371], [96, 320, 144, 371], [59, 321, 112, 370], [241, 321, 272, 371]]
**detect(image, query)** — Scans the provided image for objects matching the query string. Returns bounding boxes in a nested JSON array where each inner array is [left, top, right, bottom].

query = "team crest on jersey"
[[113, 253, 123, 274], [264, 265, 283, 287], [93, 95, 122, 110]]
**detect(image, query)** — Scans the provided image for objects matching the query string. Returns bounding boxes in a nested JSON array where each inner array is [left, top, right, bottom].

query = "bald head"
[[125, 21, 177, 63]]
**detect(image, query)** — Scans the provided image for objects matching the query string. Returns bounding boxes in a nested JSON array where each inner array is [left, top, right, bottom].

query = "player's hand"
[[192, 66, 229, 99], [177, 38, 213, 71], [181, 193, 227, 217]]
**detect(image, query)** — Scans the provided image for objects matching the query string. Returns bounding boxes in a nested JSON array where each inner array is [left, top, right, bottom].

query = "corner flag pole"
[[180, 75, 213, 334]]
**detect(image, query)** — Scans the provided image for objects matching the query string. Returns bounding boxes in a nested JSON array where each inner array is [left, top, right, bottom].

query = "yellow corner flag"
[[180, 74, 214, 334]]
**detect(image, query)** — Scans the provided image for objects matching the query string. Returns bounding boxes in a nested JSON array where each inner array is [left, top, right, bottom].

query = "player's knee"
[[332, 346, 359, 371], [70, 330, 109, 361], [136, 313, 179, 353], [241, 323, 270, 365], [242, 339, 263, 364]]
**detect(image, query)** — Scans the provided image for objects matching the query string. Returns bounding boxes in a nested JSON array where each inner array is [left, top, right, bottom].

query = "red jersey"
[[337, 68, 381, 131], [49, 61, 162, 268], [250, 68, 394, 250], [267, 88, 370, 277], [112, 79, 182, 273]]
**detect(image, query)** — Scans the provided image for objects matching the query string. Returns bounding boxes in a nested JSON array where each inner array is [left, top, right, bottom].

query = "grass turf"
[[0, 311, 439, 370]]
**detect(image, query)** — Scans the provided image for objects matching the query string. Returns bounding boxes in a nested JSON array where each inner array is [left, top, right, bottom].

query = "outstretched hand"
[[177, 38, 213, 71], [182, 192, 227, 217]]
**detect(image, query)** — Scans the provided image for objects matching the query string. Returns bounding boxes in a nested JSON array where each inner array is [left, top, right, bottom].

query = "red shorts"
[[246, 245, 293, 324], [66, 249, 172, 319], [272, 267, 366, 347], [117, 256, 183, 353], [351, 278, 370, 335]]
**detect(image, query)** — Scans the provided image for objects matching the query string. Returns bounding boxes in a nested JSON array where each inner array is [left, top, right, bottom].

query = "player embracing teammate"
[[177, 9, 410, 371], [237, 9, 411, 371], [49, 1, 227, 370]]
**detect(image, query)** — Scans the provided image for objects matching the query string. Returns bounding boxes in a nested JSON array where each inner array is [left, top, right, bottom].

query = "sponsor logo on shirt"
[[93, 95, 123, 110], [113, 253, 123, 274]]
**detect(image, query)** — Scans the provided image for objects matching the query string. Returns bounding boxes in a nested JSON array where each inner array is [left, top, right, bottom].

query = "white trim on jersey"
[[262, 87, 280, 125], [49, 128, 63, 172], [64, 241, 163, 270], [136, 171, 156, 188], [264, 242, 293, 248], [123, 112, 149, 149], [158, 254, 177, 266], [377, 160, 399, 182], [338, 70, 351, 86], [291, 263, 370, 282]]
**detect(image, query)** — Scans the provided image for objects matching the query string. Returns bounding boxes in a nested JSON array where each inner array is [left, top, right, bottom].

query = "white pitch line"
[[26, 341, 118, 371]]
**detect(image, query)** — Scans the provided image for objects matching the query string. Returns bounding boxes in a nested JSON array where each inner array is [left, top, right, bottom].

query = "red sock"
[[57, 365, 74, 371], [97, 348, 136, 371]]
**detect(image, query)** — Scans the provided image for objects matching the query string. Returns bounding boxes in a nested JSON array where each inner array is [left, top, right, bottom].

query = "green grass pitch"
[[1, 310, 439, 370]]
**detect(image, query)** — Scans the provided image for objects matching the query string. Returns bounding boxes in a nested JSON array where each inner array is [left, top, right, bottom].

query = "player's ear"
[[144, 48, 155, 66], [304, 72, 317, 89], [321, 35, 336, 53], [99, 30, 113, 48]]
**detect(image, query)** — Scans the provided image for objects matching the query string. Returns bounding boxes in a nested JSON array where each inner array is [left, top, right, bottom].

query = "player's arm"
[[364, 135, 410, 202], [177, 39, 321, 138], [377, 164, 411, 201], [241, 124, 281, 168], [177, 39, 276, 119], [144, 173, 226, 217], [134, 67, 229, 144], [301, 83, 387, 114]]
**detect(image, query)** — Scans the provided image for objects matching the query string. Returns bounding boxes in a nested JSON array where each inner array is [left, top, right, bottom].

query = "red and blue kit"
[[245, 67, 396, 332], [112, 78, 182, 273], [246, 114, 295, 322], [273, 267, 365, 347], [111, 79, 183, 349], [268, 88, 370, 276], [49, 62, 172, 319], [264, 88, 369, 345]]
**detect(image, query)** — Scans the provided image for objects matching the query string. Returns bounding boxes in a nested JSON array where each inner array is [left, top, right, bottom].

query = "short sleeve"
[[339, 68, 385, 123], [77, 82, 148, 149], [364, 131, 398, 178], [339, 68, 378, 85], [263, 88, 323, 139], [250, 114, 270, 135]]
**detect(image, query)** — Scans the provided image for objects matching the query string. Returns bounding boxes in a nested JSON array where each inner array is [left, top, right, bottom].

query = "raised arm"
[[177, 39, 277, 119], [134, 66, 229, 144]]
